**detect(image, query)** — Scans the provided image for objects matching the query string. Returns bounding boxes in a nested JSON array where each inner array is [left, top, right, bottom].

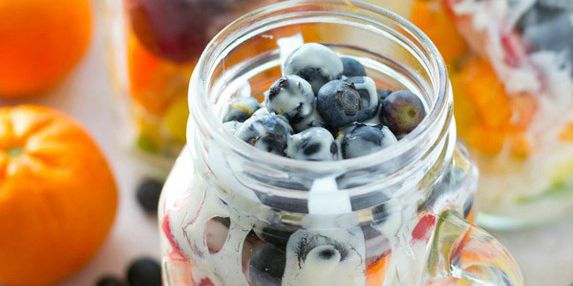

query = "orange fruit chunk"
[[454, 57, 513, 154], [0, 0, 92, 97], [0, 106, 118, 285], [366, 254, 390, 286], [127, 34, 193, 116], [560, 123, 573, 142], [411, 0, 469, 65]]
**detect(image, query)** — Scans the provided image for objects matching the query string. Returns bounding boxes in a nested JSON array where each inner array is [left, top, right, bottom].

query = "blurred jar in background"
[[106, 0, 303, 175], [399, 0, 573, 229]]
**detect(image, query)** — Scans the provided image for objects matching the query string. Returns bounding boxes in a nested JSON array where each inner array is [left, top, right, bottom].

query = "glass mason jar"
[[159, 1, 523, 285], [388, 0, 573, 229], [105, 0, 287, 175]]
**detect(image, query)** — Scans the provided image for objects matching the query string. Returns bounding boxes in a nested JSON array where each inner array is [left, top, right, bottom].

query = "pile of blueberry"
[[223, 43, 426, 160], [96, 257, 161, 286]]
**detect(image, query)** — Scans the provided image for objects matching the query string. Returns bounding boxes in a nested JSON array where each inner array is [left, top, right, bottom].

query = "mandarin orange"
[[0, 0, 92, 97], [0, 105, 118, 285]]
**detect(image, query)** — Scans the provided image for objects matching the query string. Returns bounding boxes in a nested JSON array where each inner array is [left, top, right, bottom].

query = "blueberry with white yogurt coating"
[[286, 127, 338, 161], [345, 76, 379, 121], [236, 112, 293, 156], [340, 123, 397, 159], [341, 57, 367, 77], [223, 97, 261, 123], [223, 120, 242, 134], [291, 104, 326, 133], [283, 43, 343, 94], [265, 75, 315, 124], [290, 233, 347, 264], [380, 90, 426, 136]]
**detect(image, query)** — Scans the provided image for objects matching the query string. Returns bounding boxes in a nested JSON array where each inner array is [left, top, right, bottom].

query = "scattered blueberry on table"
[[127, 257, 162, 286], [96, 276, 124, 286], [224, 43, 427, 160], [136, 178, 164, 215]]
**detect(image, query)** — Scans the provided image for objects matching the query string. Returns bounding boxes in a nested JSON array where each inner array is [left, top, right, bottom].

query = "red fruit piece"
[[412, 214, 437, 241], [126, 0, 264, 62], [126, 0, 211, 62], [198, 278, 215, 286], [162, 214, 187, 260]]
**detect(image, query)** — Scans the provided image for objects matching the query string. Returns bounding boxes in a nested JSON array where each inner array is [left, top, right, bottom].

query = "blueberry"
[[340, 123, 397, 159], [290, 232, 348, 264], [249, 244, 286, 286], [380, 90, 426, 136], [223, 97, 261, 123], [251, 107, 271, 118], [316, 80, 364, 129], [265, 75, 315, 124], [377, 88, 392, 101], [236, 112, 293, 156], [521, 11, 573, 53], [307, 244, 342, 266], [96, 276, 123, 286], [283, 43, 343, 94], [126, 258, 161, 286], [136, 178, 163, 215], [518, 3, 565, 32], [286, 127, 338, 161], [291, 104, 326, 133], [345, 76, 380, 121], [223, 120, 243, 134], [341, 57, 367, 77]]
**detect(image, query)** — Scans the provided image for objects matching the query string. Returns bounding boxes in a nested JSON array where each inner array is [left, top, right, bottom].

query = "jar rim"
[[188, 0, 450, 174]]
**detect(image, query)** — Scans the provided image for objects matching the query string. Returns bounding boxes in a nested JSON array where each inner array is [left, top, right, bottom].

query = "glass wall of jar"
[[158, 1, 524, 285], [369, 0, 573, 229], [105, 0, 293, 175]]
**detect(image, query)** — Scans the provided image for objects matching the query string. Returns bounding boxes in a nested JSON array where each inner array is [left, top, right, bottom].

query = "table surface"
[[1, 1, 571, 285]]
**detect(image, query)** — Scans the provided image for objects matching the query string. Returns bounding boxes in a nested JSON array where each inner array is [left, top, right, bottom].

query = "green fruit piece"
[[137, 134, 160, 154], [516, 181, 573, 204]]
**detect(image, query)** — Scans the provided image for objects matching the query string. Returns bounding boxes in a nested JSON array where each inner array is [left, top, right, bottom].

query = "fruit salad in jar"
[[403, 0, 573, 228], [106, 0, 293, 173], [158, 1, 524, 285]]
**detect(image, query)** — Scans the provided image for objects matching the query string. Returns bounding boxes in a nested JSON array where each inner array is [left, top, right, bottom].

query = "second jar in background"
[[385, 0, 573, 229], [107, 0, 295, 175]]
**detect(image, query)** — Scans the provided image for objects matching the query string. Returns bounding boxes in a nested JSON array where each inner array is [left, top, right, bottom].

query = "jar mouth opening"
[[188, 0, 449, 173]]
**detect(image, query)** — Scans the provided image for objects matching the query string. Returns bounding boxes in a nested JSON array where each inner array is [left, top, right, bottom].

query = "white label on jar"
[[308, 176, 351, 215]]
